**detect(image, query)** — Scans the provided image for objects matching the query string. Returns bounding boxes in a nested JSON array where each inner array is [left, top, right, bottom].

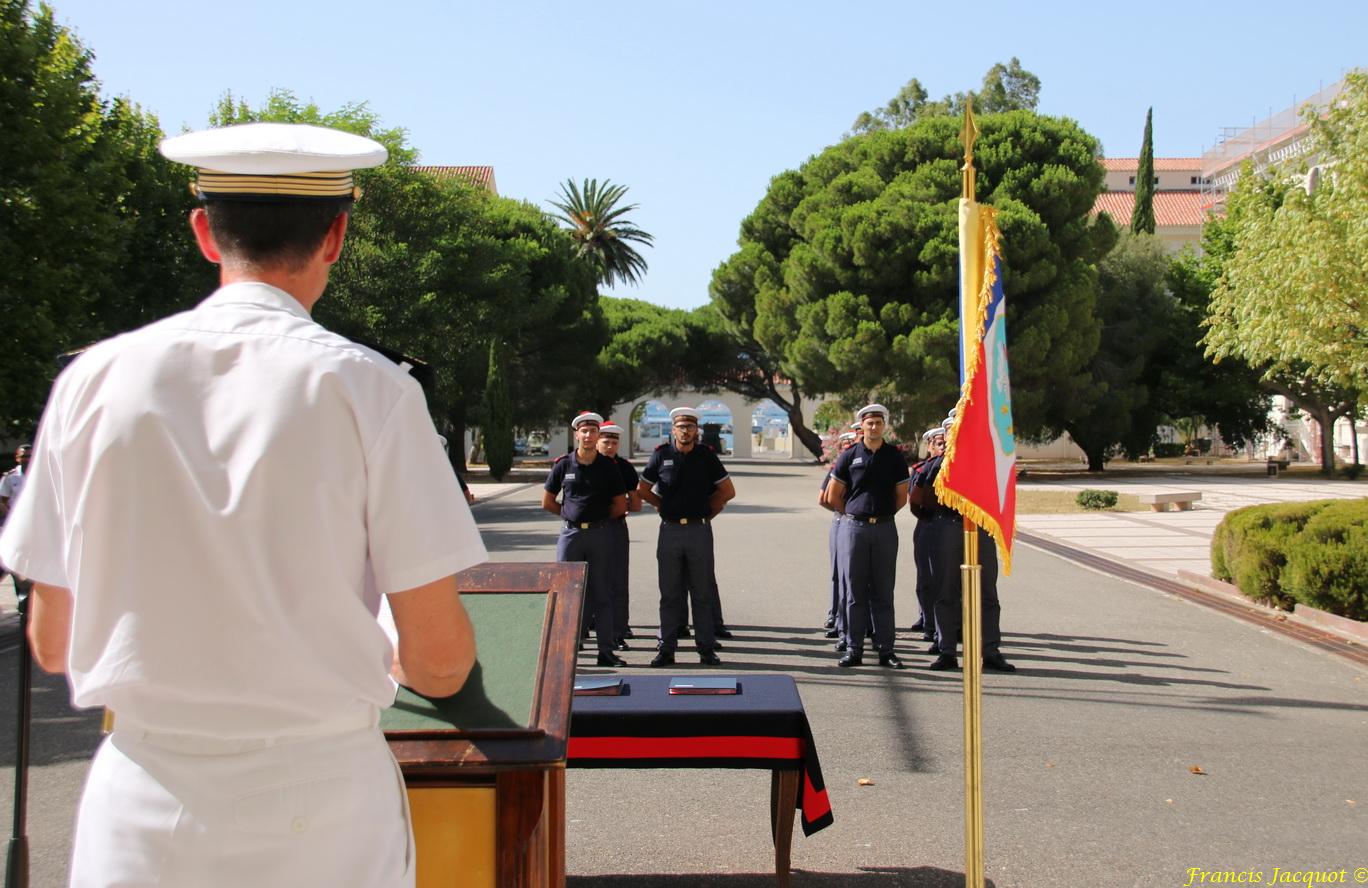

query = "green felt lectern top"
[[382, 561, 585, 888]]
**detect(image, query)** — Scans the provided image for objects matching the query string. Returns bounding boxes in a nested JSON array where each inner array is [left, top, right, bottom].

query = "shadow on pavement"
[[569, 868, 990, 887], [0, 648, 104, 767]]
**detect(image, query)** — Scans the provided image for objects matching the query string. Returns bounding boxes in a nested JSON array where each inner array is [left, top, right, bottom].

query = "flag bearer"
[[912, 415, 1016, 673], [908, 426, 947, 642]]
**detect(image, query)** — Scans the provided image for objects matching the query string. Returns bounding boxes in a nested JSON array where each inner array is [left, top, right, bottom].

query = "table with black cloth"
[[567, 674, 832, 886]]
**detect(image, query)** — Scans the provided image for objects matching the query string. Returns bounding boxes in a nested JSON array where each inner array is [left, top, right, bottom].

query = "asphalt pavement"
[[1, 461, 1364, 887]]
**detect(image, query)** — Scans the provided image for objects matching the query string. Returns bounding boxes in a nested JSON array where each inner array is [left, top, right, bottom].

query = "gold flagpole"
[[958, 99, 986, 888]]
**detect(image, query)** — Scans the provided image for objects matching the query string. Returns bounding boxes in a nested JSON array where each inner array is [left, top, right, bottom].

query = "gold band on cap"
[[193, 169, 356, 200]]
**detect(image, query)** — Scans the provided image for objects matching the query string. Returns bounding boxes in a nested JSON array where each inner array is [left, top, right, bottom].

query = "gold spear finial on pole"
[[961, 98, 979, 201]]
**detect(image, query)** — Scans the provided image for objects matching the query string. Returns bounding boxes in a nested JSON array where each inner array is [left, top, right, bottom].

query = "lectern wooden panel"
[[383, 562, 585, 888]]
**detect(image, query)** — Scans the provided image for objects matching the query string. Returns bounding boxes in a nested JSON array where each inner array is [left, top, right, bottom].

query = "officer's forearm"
[[637, 482, 661, 509], [540, 491, 561, 516], [29, 582, 73, 675]]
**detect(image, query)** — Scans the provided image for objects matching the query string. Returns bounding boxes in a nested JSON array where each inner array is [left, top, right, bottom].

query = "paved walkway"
[[1016, 474, 1365, 579]]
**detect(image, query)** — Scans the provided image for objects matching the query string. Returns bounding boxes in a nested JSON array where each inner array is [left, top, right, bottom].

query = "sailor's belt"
[[661, 516, 709, 525], [850, 514, 896, 524], [565, 519, 610, 530]]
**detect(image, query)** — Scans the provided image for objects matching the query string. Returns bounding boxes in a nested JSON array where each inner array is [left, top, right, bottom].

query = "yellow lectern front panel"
[[408, 786, 496, 888]]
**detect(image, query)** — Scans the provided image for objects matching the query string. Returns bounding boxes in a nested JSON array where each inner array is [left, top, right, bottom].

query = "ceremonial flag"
[[934, 171, 1018, 573]]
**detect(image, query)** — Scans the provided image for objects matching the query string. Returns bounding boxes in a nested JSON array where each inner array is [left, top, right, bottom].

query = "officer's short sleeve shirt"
[[831, 440, 910, 517], [0, 282, 488, 738], [544, 452, 626, 523]]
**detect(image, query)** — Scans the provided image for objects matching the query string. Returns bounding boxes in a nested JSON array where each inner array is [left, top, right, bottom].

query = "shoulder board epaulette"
[[554, 453, 569, 463], [655, 443, 670, 450]]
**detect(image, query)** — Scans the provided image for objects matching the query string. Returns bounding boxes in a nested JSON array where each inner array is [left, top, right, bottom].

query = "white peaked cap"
[[923, 426, 945, 440], [160, 123, 387, 174], [856, 403, 889, 421], [160, 123, 386, 200], [599, 424, 624, 435], [669, 407, 700, 422], [571, 412, 604, 429]]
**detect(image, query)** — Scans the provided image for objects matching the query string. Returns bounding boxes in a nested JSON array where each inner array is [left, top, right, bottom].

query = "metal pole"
[[961, 517, 984, 888], [6, 581, 32, 888]]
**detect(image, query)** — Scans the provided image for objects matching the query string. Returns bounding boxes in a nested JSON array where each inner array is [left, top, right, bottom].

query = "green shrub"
[[1280, 500, 1368, 620], [1076, 489, 1119, 510], [1210, 499, 1368, 619], [1153, 443, 1184, 458]]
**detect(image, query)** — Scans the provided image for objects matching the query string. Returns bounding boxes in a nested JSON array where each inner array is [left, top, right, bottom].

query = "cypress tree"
[[482, 338, 514, 480], [1131, 107, 1156, 235]]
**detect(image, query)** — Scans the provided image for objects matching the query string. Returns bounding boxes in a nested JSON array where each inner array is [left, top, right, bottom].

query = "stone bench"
[[1138, 491, 1202, 512]]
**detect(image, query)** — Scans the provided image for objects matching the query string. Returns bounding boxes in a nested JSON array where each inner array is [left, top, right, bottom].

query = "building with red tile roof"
[[412, 165, 498, 194], [1092, 157, 1209, 252]]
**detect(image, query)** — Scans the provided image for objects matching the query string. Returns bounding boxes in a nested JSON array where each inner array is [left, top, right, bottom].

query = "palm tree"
[[549, 178, 654, 287]]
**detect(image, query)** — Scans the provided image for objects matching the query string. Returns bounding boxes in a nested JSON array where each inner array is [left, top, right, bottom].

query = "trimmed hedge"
[[1210, 499, 1368, 621], [1076, 489, 1119, 510]]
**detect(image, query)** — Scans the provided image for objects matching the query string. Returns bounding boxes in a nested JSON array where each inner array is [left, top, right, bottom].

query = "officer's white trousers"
[[69, 724, 414, 888]]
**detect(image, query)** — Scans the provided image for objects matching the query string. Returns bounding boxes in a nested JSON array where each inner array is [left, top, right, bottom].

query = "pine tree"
[[1131, 108, 1156, 235], [482, 339, 514, 480]]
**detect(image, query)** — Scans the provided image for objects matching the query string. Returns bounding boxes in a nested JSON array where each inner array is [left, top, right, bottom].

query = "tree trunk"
[[1260, 380, 1336, 475], [1353, 415, 1361, 467], [767, 383, 825, 461], [785, 403, 825, 461], [1315, 408, 1336, 473]]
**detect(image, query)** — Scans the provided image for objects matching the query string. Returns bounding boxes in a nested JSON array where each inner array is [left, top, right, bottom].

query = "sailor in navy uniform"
[[638, 406, 736, 667], [825, 404, 909, 668], [596, 423, 639, 650], [908, 426, 946, 641], [910, 414, 1015, 673], [543, 412, 629, 667], [821, 432, 856, 641]]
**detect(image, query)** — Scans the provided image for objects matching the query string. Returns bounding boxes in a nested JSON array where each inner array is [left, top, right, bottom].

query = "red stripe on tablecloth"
[[802, 769, 831, 821], [568, 735, 803, 760]]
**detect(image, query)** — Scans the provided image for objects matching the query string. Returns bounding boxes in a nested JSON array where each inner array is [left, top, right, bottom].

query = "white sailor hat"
[[838, 432, 857, 442], [856, 403, 889, 421], [922, 426, 945, 441], [669, 407, 700, 423], [849, 421, 861, 430], [599, 424, 624, 436], [571, 412, 604, 430], [159, 122, 387, 201]]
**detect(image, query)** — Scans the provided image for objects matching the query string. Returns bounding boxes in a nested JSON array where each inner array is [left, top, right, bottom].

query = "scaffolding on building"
[[1199, 77, 1349, 211]]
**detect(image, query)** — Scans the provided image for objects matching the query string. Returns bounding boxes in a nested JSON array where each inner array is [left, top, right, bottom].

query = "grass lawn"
[[1016, 489, 1147, 514]]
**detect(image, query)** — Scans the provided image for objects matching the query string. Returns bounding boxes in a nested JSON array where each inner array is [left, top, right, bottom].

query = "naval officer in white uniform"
[[0, 122, 486, 887]]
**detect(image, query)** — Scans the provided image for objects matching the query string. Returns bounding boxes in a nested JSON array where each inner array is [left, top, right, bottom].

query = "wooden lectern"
[[382, 562, 585, 888]]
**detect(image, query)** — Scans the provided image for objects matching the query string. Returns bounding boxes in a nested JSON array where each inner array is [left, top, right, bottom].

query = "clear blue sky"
[[51, 0, 1365, 310]]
